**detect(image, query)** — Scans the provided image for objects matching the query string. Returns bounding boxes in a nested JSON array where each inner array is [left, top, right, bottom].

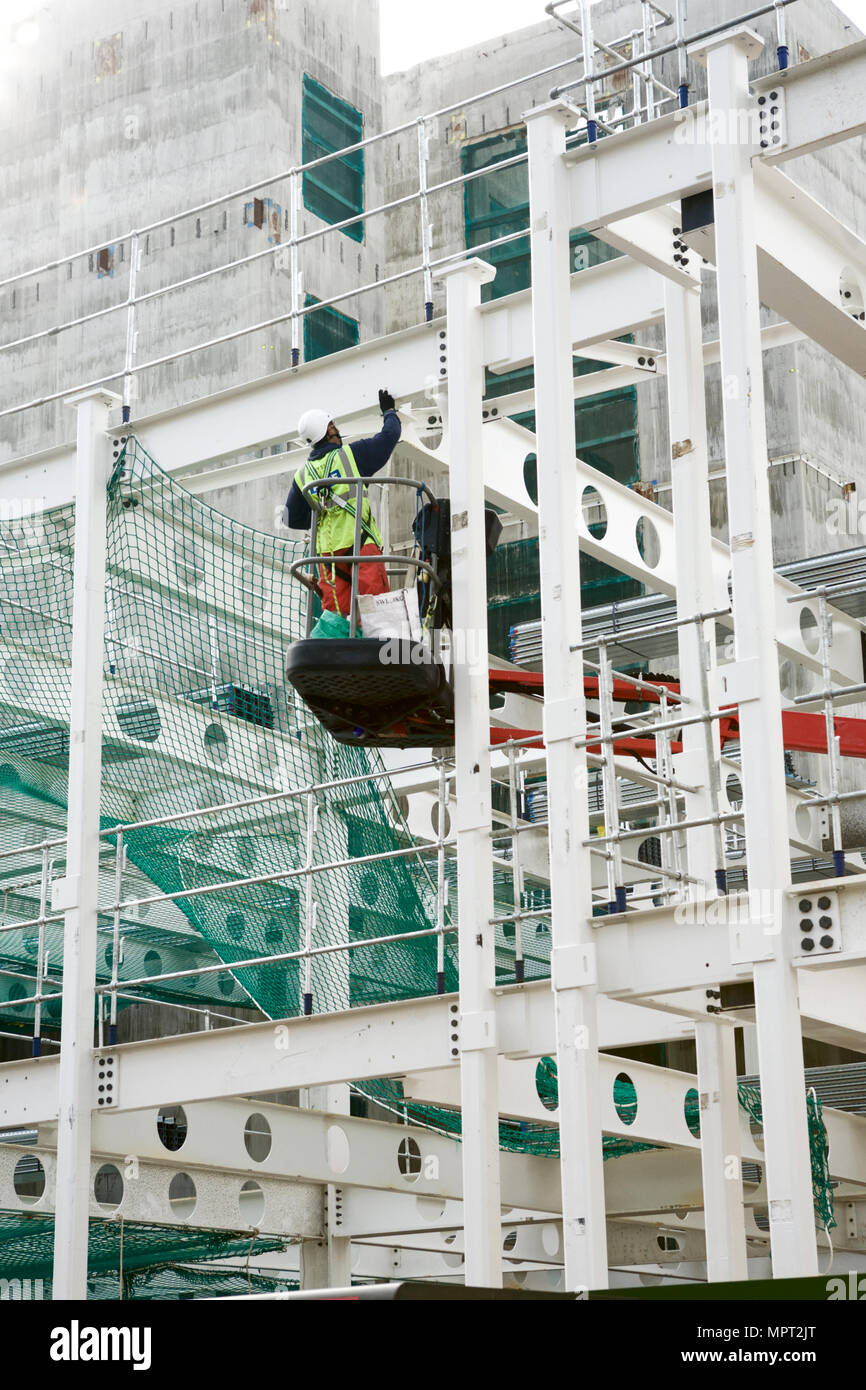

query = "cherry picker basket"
[[285, 477, 456, 748]]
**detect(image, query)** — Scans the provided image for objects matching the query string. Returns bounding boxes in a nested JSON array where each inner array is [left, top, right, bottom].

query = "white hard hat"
[[297, 408, 332, 448]]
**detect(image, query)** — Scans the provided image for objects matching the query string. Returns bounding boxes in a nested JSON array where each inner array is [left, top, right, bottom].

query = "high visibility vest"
[[294, 444, 384, 555]]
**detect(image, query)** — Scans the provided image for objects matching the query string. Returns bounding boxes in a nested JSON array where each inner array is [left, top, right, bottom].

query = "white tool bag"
[[358, 586, 423, 642]]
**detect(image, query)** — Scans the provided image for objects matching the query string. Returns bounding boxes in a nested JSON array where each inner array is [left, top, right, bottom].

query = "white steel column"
[[697, 27, 817, 1276], [52, 388, 119, 1300], [440, 258, 502, 1288], [664, 280, 723, 892], [664, 281, 748, 1282], [525, 103, 608, 1291]]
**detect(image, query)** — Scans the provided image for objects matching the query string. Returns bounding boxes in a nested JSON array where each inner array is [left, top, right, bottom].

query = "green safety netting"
[[738, 1084, 836, 1231], [91, 1264, 299, 1301], [0, 1211, 289, 1296], [0, 435, 462, 1028]]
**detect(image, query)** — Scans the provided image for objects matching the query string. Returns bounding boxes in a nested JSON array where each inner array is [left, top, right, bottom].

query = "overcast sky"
[[379, 0, 866, 74]]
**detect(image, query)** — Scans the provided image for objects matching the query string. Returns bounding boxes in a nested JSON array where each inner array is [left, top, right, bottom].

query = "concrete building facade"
[[0, 0, 385, 465]]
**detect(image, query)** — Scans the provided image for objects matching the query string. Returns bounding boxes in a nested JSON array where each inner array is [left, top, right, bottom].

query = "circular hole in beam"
[[244, 1113, 272, 1163], [397, 1136, 422, 1182], [13, 1155, 45, 1205], [168, 1171, 197, 1220], [94, 1162, 124, 1211], [635, 515, 661, 568], [799, 607, 820, 656], [157, 1105, 188, 1152], [239, 1179, 265, 1225], [613, 1072, 638, 1126], [581, 485, 608, 539], [535, 1056, 559, 1113], [684, 1087, 701, 1138]]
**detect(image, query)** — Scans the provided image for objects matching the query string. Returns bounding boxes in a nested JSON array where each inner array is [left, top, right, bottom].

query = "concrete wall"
[[0, 0, 385, 465]]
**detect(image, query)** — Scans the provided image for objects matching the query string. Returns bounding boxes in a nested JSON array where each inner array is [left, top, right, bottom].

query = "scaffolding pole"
[[440, 257, 503, 1288]]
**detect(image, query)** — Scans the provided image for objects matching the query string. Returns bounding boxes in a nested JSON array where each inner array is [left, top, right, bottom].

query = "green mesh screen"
[[303, 293, 360, 363], [0, 436, 459, 1030], [97, 1264, 299, 1301], [738, 1084, 836, 1231], [462, 130, 622, 303], [0, 1211, 288, 1297], [302, 73, 364, 242]]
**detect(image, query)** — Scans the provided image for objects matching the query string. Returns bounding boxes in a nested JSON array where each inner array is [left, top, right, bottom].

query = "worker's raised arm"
[[350, 390, 402, 477], [282, 478, 312, 531]]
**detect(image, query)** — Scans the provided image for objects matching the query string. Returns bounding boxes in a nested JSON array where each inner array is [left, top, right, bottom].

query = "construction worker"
[[283, 390, 400, 619]]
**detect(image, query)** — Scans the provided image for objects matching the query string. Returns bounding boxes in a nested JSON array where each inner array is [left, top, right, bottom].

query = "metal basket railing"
[[290, 475, 445, 637]]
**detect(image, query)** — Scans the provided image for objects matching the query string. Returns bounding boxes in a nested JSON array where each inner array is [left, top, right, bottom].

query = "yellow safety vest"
[[294, 444, 384, 554]]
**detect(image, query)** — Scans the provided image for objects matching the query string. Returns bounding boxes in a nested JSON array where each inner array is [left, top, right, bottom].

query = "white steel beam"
[[754, 39, 866, 165], [178, 321, 804, 498], [484, 255, 665, 377], [474, 415, 864, 686], [797, 964, 866, 1055], [0, 259, 667, 509], [404, 1053, 706, 1152], [526, 101, 609, 1293], [594, 205, 700, 289], [353, 1219, 711, 1268], [699, 25, 817, 1279], [7, 917, 866, 1130], [562, 40, 866, 229], [564, 105, 715, 228], [0, 1139, 323, 1238], [682, 163, 866, 378], [0, 986, 691, 1132], [1, 1106, 558, 1213], [755, 164, 866, 377], [11, 1085, 864, 1229], [441, 258, 503, 1289], [51, 388, 119, 1302], [664, 279, 723, 893]]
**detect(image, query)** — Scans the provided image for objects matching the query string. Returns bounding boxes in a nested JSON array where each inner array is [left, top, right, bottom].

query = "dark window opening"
[[303, 292, 359, 363], [302, 73, 364, 242]]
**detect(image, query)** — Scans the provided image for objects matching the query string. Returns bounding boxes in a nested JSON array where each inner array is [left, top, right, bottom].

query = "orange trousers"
[[318, 542, 390, 615]]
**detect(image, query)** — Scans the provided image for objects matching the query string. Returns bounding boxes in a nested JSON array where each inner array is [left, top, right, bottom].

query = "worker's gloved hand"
[[378, 388, 396, 415]]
